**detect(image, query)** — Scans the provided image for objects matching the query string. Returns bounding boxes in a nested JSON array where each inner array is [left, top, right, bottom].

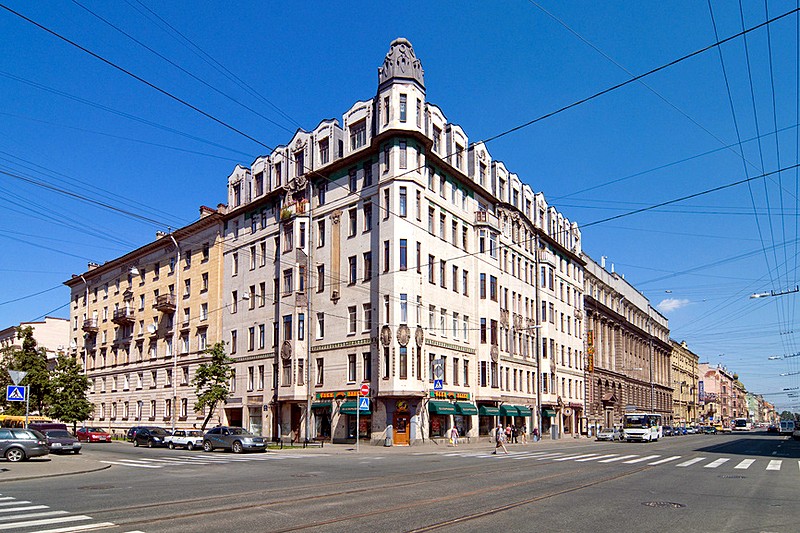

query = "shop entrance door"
[[393, 413, 410, 446], [290, 404, 302, 443]]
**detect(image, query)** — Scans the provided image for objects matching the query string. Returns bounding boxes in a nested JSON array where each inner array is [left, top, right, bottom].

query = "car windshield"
[[46, 430, 73, 438], [89, 428, 104, 432], [188, 431, 203, 437], [624, 416, 646, 428], [229, 428, 251, 436], [150, 428, 170, 436]]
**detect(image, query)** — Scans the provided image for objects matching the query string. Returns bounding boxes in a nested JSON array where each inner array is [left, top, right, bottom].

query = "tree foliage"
[[46, 353, 92, 432], [192, 342, 234, 431], [2, 327, 50, 415]]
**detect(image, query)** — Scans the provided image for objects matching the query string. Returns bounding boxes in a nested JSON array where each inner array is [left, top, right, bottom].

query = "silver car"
[[202, 426, 266, 453], [596, 427, 623, 441], [0, 428, 50, 462]]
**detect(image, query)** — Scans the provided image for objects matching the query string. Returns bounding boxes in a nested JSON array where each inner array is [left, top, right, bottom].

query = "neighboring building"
[[64, 206, 224, 434], [732, 375, 747, 420], [0, 317, 70, 366], [698, 363, 736, 427], [220, 38, 584, 444], [583, 255, 672, 431], [670, 339, 699, 427]]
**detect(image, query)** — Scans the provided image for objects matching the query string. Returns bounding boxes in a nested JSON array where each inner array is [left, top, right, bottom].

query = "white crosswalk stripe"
[[734, 459, 755, 469], [553, 453, 599, 462], [624, 455, 660, 464], [766, 459, 782, 471], [598, 454, 639, 463], [99, 452, 327, 469], [649, 456, 681, 465], [677, 457, 706, 467], [576, 454, 618, 462], [704, 458, 730, 468], [0, 493, 118, 533]]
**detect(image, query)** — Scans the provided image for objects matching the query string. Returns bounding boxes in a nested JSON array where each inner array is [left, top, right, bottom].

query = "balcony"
[[82, 318, 99, 334], [153, 293, 176, 313], [111, 308, 135, 325], [474, 210, 498, 228]]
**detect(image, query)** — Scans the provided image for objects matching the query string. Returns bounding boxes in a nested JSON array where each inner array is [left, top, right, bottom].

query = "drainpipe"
[[169, 234, 180, 434], [533, 234, 542, 440]]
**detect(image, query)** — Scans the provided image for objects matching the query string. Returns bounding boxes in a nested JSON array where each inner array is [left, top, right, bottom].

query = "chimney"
[[87, 262, 99, 271], [156, 231, 167, 239], [601, 256, 607, 269]]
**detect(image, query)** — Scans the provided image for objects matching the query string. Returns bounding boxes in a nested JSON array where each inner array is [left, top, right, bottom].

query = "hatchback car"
[[202, 426, 266, 453], [132, 427, 171, 448], [0, 428, 50, 462], [38, 429, 82, 454], [596, 427, 622, 441], [76, 427, 112, 443]]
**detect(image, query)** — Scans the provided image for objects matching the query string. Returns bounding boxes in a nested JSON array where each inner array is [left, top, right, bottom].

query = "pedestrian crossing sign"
[[433, 379, 443, 390], [358, 397, 370, 411], [6, 385, 25, 402]]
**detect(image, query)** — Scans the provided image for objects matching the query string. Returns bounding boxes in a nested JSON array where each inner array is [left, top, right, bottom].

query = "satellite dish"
[[69, 340, 77, 349], [147, 324, 157, 334]]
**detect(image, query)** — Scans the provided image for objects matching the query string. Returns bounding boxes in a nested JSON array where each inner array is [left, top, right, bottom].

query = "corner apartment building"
[[221, 38, 584, 444], [0, 316, 69, 367], [670, 340, 699, 426], [698, 363, 736, 427], [583, 255, 672, 431], [64, 207, 224, 434]]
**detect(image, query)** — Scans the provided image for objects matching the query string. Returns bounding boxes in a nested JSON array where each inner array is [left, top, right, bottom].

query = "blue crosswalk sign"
[[434, 379, 443, 391], [6, 385, 25, 402], [358, 397, 370, 411]]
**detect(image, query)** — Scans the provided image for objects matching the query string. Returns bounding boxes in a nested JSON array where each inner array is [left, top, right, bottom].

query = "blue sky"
[[1, 1, 799, 410]]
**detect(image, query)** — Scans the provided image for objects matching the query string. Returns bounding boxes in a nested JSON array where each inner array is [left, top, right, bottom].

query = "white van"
[[779, 420, 795, 435]]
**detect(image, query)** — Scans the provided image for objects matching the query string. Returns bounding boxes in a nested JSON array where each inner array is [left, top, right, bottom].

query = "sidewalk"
[[0, 453, 110, 484]]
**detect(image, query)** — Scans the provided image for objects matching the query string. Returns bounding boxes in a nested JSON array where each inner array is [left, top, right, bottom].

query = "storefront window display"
[[348, 415, 372, 440]]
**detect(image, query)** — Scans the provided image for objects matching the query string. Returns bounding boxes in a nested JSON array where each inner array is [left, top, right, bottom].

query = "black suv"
[[131, 427, 171, 448]]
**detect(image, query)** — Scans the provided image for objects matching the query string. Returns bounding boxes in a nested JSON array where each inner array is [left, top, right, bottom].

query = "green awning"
[[500, 405, 520, 416], [479, 405, 501, 416], [428, 400, 456, 415], [454, 402, 478, 415], [340, 401, 371, 415], [542, 409, 556, 417], [311, 401, 331, 410], [515, 406, 532, 417]]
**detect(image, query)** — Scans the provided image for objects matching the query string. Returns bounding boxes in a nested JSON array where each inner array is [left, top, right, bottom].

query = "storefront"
[[453, 401, 477, 437], [478, 405, 500, 435], [311, 401, 332, 440], [542, 407, 556, 437], [340, 400, 371, 440], [428, 400, 456, 438]]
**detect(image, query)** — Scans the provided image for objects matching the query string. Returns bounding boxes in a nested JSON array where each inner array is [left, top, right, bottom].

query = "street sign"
[[433, 379, 443, 391], [432, 359, 443, 380], [8, 370, 27, 385], [360, 383, 370, 396], [6, 385, 25, 402], [358, 397, 370, 411]]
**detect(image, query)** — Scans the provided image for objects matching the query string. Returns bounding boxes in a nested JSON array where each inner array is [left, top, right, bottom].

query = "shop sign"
[[316, 390, 359, 400], [428, 390, 470, 400]]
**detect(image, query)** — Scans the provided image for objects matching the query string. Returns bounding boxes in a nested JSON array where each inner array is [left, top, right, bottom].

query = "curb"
[[0, 462, 112, 484]]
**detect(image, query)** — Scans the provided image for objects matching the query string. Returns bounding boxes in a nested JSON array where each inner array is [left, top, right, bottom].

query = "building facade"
[[220, 38, 584, 444], [64, 207, 224, 434], [670, 340, 699, 427], [0, 316, 69, 366], [698, 363, 735, 427], [583, 255, 672, 432]]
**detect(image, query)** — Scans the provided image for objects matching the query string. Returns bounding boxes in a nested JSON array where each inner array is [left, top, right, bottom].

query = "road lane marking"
[[553, 454, 599, 462], [0, 505, 49, 514], [677, 457, 706, 467], [704, 458, 730, 468], [576, 454, 618, 462], [0, 501, 31, 507], [598, 455, 639, 463], [0, 510, 68, 521], [0, 515, 91, 531], [36, 523, 119, 533], [99, 461, 162, 469], [766, 460, 782, 471], [734, 459, 755, 469], [535, 453, 566, 460], [649, 456, 681, 465], [624, 455, 660, 464]]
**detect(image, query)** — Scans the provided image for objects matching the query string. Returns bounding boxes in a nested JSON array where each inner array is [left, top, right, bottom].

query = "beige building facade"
[[670, 340, 699, 427], [64, 207, 224, 434], [0, 316, 70, 366]]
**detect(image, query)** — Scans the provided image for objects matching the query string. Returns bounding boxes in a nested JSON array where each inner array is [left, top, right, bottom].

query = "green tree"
[[192, 342, 234, 431], [5, 327, 50, 415], [780, 410, 793, 420], [46, 353, 92, 432]]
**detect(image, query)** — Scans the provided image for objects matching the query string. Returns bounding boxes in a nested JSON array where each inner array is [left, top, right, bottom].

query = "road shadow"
[[692, 433, 800, 458]]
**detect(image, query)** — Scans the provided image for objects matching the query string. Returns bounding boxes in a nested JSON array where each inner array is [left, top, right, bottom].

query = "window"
[[428, 255, 435, 284], [384, 240, 390, 273], [316, 358, 324, 385], [350, 120, 366, 150], [462, 270, 469, 295], [384, 145, 390, 173], [363, 303, 372, 332], [452, 265, 458, 292], [299, 222, 306, 248], [232, 253, 238, 276], [416, 98, 422, 127], [348, 306, 357, 334], [363, 252, 372, 281], [201, 272, 209, 292], [399, 141, 407, 169], [432, 126, 441, 152], [416, 242, 422, 273], [317, 265, 325, 292], [399, 94, 407, 122], [259, 324, 265, 349], [298, 313, 305, 341], [363, 353, 372, 381], [440, 260, 446, 288], [348, 208, 357, 237], [428, 206, 435, 234], [383, 347, 390, 379], [230, 330, 237, 354], [316, 312, 325, 339], [399, 346, 408, 379], [283, 269, 293, 295], [480, 318, 487, 344], [318, 182, 326, 205], [348, 354, 357, 382], [455, 143, 463, 169], [400, 294, 408, 324], [319, 138, 329, 164], [416, 190, 422, 220], [383, 189, 390, 219], [317, 220, 325, 247], [348, 256, 357, 284], [283, 315, 293, 341], [399, 186, 407, 217], [399, 239, 407, 271], [349, 168, 358, 192], [490, 275, 498, 301], [383, 96, 390, 125], [231, 291, 238, 313]]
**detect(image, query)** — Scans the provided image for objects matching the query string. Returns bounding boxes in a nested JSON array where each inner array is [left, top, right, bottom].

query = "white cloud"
[[657, 298, 690, 313]]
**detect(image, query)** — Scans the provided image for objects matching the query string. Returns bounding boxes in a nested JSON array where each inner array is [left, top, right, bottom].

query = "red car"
[[76, 427, 112, 443]]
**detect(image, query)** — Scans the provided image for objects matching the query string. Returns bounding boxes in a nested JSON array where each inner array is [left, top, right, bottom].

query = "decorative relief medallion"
[[280, 340, 292, 360], [415, 326, 424, 347], [397, 324, 410, 346], [380, 325, 392, 347], [490, 345, 499, 362]]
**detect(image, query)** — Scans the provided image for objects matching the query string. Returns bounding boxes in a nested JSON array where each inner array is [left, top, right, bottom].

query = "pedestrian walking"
[[505, 424, 512, 443], [492, 424, 509, 454], [533, 426, 540, 442], [511, 425, 518, 444], [520, 426, 528, 445], [450, 426, 459, 447]]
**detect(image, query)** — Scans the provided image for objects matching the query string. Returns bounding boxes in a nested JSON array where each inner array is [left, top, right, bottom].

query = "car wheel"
[[186, 442, 194, 451], [73, 450, 81, 455], [147, 439, 154, 449], [232, 441, 243, 454], [203, 441, 213, 452], [5, 448, 25, 462], [168, 442, 175, 450], [133, 439, 139, 447]]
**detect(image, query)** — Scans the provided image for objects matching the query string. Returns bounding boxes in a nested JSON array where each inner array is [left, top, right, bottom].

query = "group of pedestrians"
[[448, 423, 542, 454]]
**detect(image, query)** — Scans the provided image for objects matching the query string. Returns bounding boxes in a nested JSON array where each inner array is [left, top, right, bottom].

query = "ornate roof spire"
[[378, 38, 425, 90]]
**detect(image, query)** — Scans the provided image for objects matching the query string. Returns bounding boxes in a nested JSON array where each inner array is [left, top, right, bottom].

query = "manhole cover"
[[641, 501, 686, 509], [78, 485, 116, 490], [720, 475, 746, 479]]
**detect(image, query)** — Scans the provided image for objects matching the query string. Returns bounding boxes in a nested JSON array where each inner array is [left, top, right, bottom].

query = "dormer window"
[[254, 172, 264, 196], [294, 150, 304, 177], [383, 97, 390, 125], [399, 94, 407, 122], [350, 120, 367, 150], [319, 138, 329, 164], [233, 182, 241, 206], [432, 126, 441, 153]]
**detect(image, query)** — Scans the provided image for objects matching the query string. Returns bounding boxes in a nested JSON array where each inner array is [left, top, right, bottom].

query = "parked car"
[[702, 425, 717, 434], [780, 420, 796, 436], [165, 429, 204, 450], [202, 426, 266, 453], [685, 426, 697, 434], [132, 427, 171, 448], [0, 427, 50, 462], [663, 426, 674, 437], [126, 426, 145, 442], [28, 423, 82, 454], [767, 424, 779, 433], [76, 427, 112, 443], [596, 427, 622, 441]]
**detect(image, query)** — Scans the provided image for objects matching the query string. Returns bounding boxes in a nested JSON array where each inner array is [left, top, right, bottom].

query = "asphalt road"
[[2, 431, 799, 533]]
